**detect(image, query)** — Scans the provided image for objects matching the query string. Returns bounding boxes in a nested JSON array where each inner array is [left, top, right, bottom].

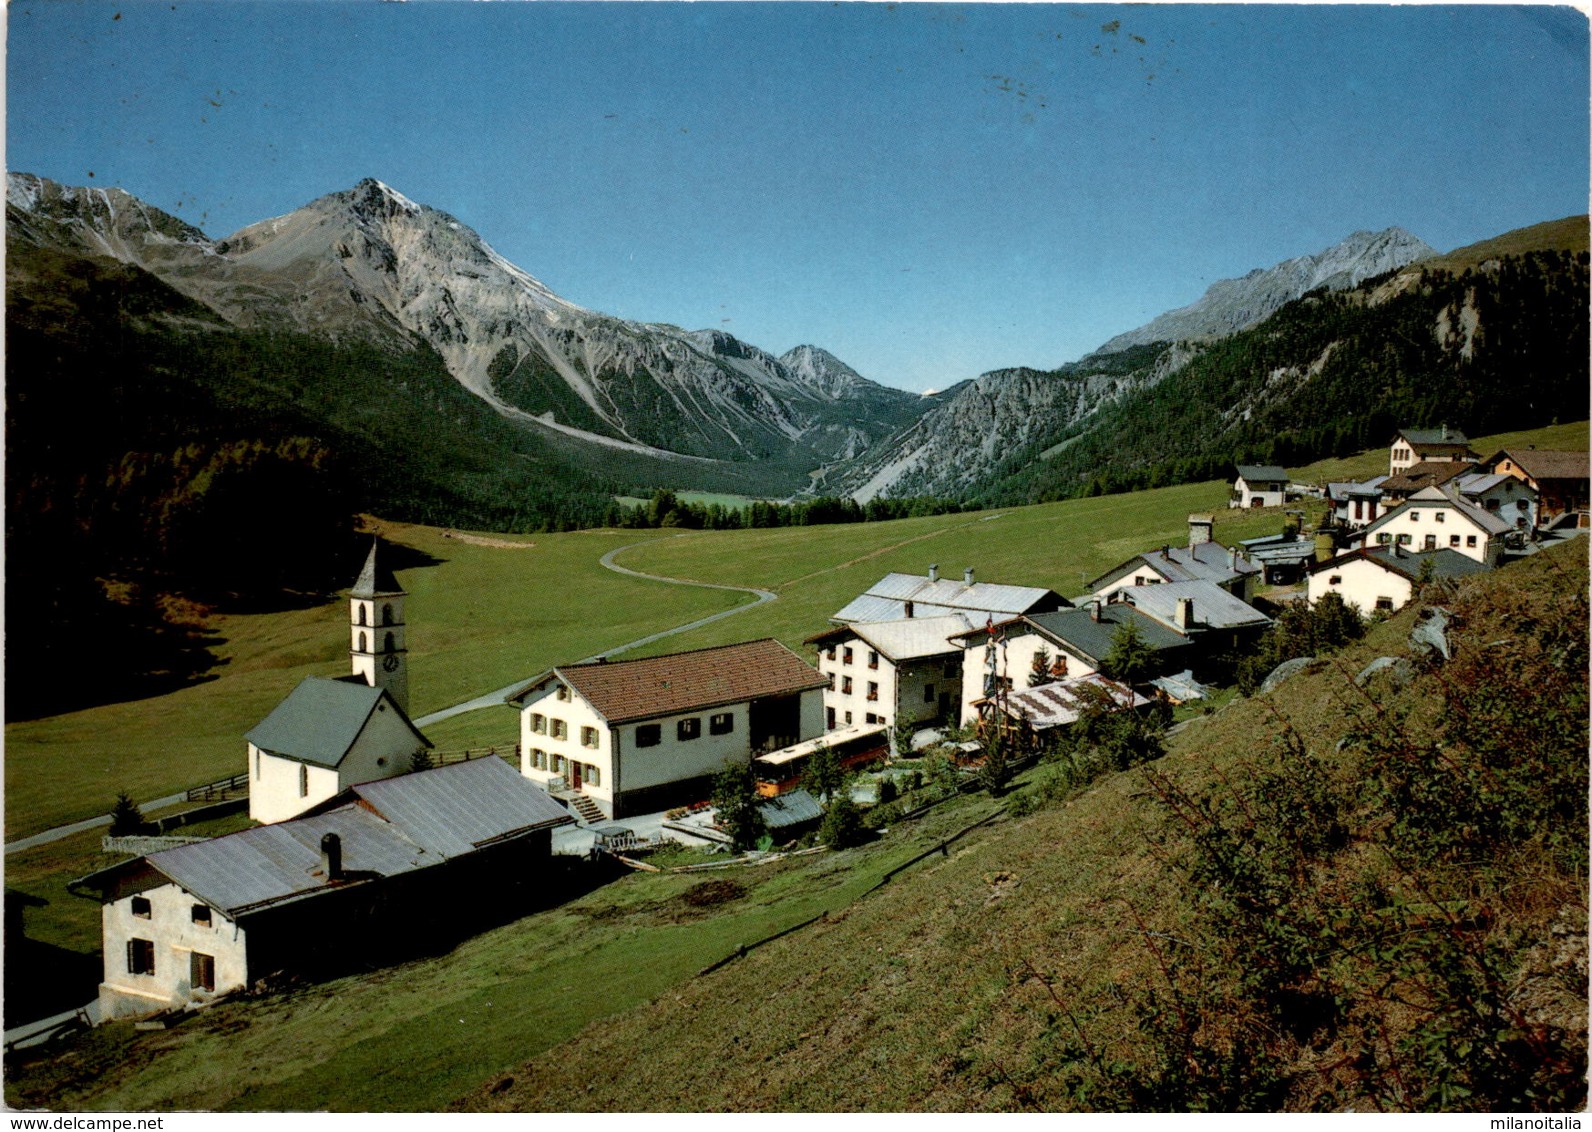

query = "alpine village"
[[5, 171, 1588, 1115]]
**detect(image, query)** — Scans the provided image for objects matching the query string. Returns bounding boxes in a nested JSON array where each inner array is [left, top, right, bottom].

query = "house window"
[[1423, 535, 1437, 550], [826, 647, 836, 661], [551, 719, 568, 740], [299, 763, 309, 797], [867, 651, 879, 670], [710, 712, 733, 735], [841, 676, 853, 695], [553, 754, 566, 775], [585, 764, 601, 787], [923, 683, 935, 704], [192, 904, 211, 927], [1134, 575, 1146, 586], [131, 896, 152, 920], [866, 682, 879, 702], [581, 726, 599, 750], [1375, 597, 1394, 611], [636, 724, 661, 748], [843, 647, 854, 665], [1466, 536, 1478, 547], [1328, 575, 1342, 586], [1376, 533, 1391, 545], [531, 748, 547, 770], [865, 713, 880, 724], [255, 750, 261, 781], [1395, 534, 1411, 546], [1409, 511, 1420, 521], [127, 938, 155, 976], [1435, 511, 1446, 523], [826, 672, 836, 690], [678, 717, 702, 742], [826, 707, 837, 729], [191, 951, 215, 993], [531, 713, 546, 734], [555, 685, 570, 702], [844, 711, 853, 725], [1450, 535, 1460, 546]]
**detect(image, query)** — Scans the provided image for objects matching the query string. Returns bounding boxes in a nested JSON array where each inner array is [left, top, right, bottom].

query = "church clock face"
[[382, 653, 401, 672]]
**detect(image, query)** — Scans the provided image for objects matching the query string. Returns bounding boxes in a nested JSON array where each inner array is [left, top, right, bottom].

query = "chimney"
[[1188, 514, 1213, 547], [320, 832, 343, 882], [595, 655, 607, 664], [1089, 599, 1101, 623], [1175, 597, 1194, 631], [1229, 545, 1240, 572], [904, 600, 914, 619], [928, 564, 939, 583], [964, 567, 975, 586], [1161, 545, 1170, 561]]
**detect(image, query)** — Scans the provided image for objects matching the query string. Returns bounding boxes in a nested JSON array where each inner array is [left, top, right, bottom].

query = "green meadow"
[[6, 421, 1582, 842]]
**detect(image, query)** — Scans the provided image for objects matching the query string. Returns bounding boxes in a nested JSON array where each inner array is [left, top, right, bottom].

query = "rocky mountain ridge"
[[6, 172, 926, 476]]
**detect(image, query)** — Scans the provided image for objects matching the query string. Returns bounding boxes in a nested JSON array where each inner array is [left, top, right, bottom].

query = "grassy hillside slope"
[[463, 539, 1587, 1113]]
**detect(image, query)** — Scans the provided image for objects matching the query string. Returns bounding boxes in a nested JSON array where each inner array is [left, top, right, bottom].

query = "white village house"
[[247, 540, 431, 824], [97, 757, 573, 1020], [806, 614, 969, 734], [1230, 465, 1290, 509], [1356, 485, 1511, 566], [506, 639, 827, 820], [1307, 544, 1491, 616], [1388, 426, 1477, 476], [1087, 514, 1261, 602]]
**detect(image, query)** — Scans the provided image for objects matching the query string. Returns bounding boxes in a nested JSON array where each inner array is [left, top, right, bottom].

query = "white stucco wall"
[[1365, 503, 1499, 564], [1307, 558, 1415, 616], [247, 698, 420, 825], [99, 882, 248, 1021], [519, 683, 615, 812], [817, 639, 896, 730], [957, 628, 1094, 727]]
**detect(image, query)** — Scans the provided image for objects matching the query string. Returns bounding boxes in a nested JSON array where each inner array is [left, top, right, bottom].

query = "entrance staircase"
[[562, 792, 606, 825]]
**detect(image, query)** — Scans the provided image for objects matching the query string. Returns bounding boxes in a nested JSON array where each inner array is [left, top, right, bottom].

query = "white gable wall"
[[1308, 558, 1415, 616], [99, 882, 248, 1021], [250, 746, 342, 825], [958, 627, 1094, 727], [1365, 503, 1500, 565]]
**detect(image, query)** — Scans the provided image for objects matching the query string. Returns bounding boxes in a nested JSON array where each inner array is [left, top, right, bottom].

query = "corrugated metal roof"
[[832, 572, 1063, 624], [756, 724, 888, 767], [843, 615, 972, 661], [1150, 669, 1214, 703], [148, 807, 434, 916], [1118, 580, 1272, 631], [344, 757, 573, 852], [147, 761, 573, 916], [1089, 541, 1258, 592], [1456, 473, 1512, 495], [244, 677, 429, 768], [757, 788, 823, 829]]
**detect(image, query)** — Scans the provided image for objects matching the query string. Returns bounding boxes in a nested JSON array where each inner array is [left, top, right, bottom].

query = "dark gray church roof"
[[351, 538, 404, 598], [244, 676, 429, 768]]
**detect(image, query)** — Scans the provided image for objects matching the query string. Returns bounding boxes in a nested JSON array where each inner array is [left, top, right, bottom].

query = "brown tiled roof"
[[1492, 449, 1590, 481], [1381, 461, 1476, 494], [528, 639, 827, 725]]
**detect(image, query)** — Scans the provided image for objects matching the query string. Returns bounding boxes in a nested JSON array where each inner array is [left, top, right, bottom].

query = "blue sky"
[[8, 3, 1588, 392]]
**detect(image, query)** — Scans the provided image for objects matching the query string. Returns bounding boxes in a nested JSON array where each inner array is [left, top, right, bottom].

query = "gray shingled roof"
[[245, 676, 430, 768], [1114, 580, 1272, 632], [1235, 465, 1290, 483], [809, 614, 974, 662], [1398, 426, 1471, 447], [1024, 604, 1189, 665], [1086, 540, 1258, 592], [145, 759, 573, 917], [1312, 545, 1492, 584], [351, 538, 404, 598]]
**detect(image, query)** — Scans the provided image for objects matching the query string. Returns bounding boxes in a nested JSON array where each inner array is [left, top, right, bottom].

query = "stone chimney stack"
[[320, 832, 343, 882], [1175, 597, 1194, 631], [1188, 514, 1214, 548], [1089, 599, 1101, 623]]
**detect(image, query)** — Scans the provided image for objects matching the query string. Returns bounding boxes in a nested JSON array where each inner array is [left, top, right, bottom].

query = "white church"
[[246, 539, 433, 824]]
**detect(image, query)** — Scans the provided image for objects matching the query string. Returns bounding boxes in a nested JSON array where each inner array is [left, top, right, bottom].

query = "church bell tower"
[[350, 537, 409, 713]]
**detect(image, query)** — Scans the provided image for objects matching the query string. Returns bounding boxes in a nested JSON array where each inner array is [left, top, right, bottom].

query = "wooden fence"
[[429, 743, 519, 769]]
